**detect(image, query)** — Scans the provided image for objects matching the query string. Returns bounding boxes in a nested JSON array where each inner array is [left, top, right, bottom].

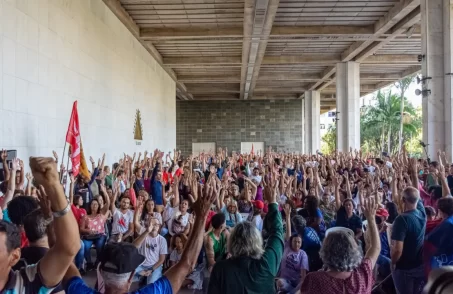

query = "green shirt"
[[208, 203, 284, 294], [105, 174, 113, 188], [209, 231, 227, 262]]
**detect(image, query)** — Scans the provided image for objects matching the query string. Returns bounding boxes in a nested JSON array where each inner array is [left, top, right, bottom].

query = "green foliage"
[[321, 76, 422, 155], [321, 125, 336, 155]]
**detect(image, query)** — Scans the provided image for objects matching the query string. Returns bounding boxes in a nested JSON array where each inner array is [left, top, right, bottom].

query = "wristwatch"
[[52, 202, 71, 218]]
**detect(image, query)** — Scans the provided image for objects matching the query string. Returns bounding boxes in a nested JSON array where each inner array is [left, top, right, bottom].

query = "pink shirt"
[[84, 214, 106, 234], [300, 258, 374, 294], [419, 183, 437, 209]]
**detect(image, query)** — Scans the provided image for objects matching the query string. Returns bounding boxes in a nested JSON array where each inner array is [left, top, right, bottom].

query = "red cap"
[[376, 208, 389, 218], [252, 200, 264, 210]]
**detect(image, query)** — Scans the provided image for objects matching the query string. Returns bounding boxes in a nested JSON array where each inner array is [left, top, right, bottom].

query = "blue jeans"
[[74, 240, 85, 269], [392, 265, 426, 294], [377, 255, 391, 278], [134, 265, 163, 285], [82, 235, 107, 264]]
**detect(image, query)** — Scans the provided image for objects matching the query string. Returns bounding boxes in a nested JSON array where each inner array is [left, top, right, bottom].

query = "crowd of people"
[[0, 146, 453, 294]]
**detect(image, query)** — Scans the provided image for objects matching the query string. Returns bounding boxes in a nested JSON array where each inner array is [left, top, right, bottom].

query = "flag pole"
[[60, 101, 76, 184], [60, 142, 67, 184]]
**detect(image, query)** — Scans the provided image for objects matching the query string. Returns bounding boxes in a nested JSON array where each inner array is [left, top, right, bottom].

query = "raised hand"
[[89, 156, 95, 164], [29, 157, 60, 186], [52, 150, 59, 162], [1, 150, 7, 161], [11, 158, 20, 171], [362, 196, 377, 220], [283, 203, 291, 217], [191, 180, 216, 218], [26, 172, 33, 182], [36, 185, 52, 220]]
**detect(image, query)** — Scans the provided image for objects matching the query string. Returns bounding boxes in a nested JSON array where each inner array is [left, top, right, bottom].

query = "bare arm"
[[99, 183, 110, 217], [333, 176, 341, 211], [18, 160, 25, 189], [437, 151, 451, 197], [121, 221, 134, 242], [25, 173, 32, 196], [164, 179, 216, 293], [132, 227, 149, 248], [344, 172, 352, 199], [69, 175, 75, 205], [284, 204, 291, 241], [205, 236, 216, 270], [133, 203, 143, 235], [30, 157, 80, 288], [0, 158, 18, 210], [1, 150, 10, 182], [363, 197, 380, 268]]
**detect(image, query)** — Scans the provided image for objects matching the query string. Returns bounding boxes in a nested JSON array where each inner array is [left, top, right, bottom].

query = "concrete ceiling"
[[103, 0, 422, 113]]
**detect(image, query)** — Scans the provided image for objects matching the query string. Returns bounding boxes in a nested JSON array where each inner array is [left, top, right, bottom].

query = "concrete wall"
[[0, 0, 176, 167], [176, 100, 302, 155]]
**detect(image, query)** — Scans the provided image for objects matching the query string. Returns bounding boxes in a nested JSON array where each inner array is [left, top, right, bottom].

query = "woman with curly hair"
[[300, 197, 380, 294]]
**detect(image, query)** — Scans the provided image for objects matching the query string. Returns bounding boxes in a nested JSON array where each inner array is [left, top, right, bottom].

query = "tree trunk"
[[398, 97, 405, 153], [381, 124, 386, 153], [387, 125, 392, 154]]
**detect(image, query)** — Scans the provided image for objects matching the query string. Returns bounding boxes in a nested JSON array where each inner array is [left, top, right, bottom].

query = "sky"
[[362, 79, 422, 108]]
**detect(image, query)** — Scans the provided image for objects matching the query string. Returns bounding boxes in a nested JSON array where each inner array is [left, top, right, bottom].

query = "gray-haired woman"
[[300, 197, 381, 294], [208, 175, 284, 294]]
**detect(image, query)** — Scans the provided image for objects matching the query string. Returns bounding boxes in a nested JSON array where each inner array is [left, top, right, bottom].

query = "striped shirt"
[[2, 263, 59, 294]]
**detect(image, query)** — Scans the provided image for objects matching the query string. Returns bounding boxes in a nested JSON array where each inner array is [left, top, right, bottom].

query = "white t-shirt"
[[111, 209, 134, 235], [250, 175, 262, 184], [139, 234, 168, 267], [248, 213, 263, 231], [163, 205, 189, 236]]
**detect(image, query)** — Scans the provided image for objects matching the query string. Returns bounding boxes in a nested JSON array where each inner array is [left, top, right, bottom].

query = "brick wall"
[[176, 100, 303, 155]]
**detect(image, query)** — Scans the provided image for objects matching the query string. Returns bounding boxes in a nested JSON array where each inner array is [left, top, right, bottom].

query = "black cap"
[[99, 243, 145, 274]]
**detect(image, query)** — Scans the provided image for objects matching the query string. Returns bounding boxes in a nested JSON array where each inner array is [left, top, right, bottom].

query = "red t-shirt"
[[300, 258, 374, 294], [205, 210, 217, 231], [175, 168, 183, 178], [163, 172, 173, 185], [71, 204, 87, 225], [20, 231, 29, 248]]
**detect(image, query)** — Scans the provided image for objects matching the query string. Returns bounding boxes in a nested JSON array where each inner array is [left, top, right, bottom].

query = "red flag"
[[65, 101, 81, 176]]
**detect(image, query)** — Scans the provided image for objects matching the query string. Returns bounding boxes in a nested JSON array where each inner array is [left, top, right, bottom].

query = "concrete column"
[[336, 62, 361, 152], [304, 91, 321, 154], [421, 0, 453, 159], [301, 99, 306, 153]]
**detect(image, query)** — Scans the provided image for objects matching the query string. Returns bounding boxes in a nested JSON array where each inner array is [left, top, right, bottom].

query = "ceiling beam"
[[164, 54, 418, 66], [262, 55, 341, 65], [246, 0, 280, 99], [341, 0, 420, 61], [355, 7, 421, 62], [140, 25, 376, 39], [361, 54, 419, 64], [240, 0, 255, 100], [306, 0, 420, 94], [102, 0, 193, 100]]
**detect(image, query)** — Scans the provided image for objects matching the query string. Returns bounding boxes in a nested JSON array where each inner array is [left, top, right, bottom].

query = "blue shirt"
[[426, 215, 453, 256], [2, 209, 10, 222], [380, 231, 390, 258], [65, 276, 172, 294], [150, 164, 163, 205], [302, 227, 321, 251], [391, 200, 426, 270]]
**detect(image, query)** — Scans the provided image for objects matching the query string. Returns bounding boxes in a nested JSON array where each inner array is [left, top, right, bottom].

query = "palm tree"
[[395, 76, 415, 152], [362, 90, 418, 154]]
